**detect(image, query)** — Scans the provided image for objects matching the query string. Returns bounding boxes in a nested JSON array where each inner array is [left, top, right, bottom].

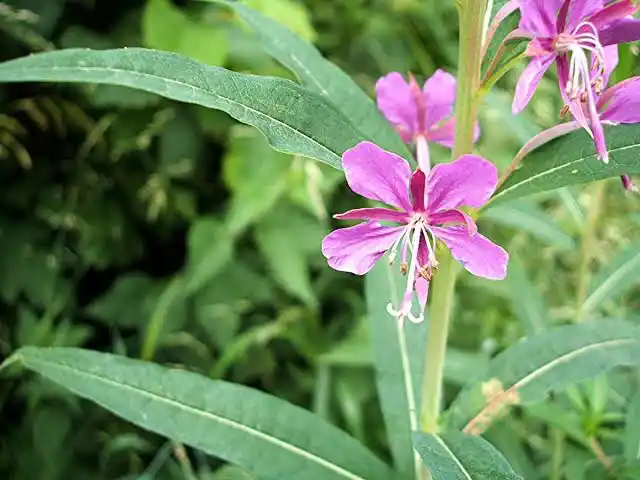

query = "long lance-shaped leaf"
[[412, 431, 522, 480], [0, 48, 366, 169], [365, 262, 427, 479], [211, 0, 409, 159], [10, 347, 393, 480], [582, 243, 640, 314], [491, 125, 640, 204], [445, 320, 640, 432]]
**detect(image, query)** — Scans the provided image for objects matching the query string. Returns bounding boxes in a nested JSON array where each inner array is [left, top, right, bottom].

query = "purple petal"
[[621, 175, 638, 192], [432, 226, 509, 280], [334, 207, 410, 223], [426, 155, 499, 213], [410, 169, 427, 213], [600, 45, 619, 87], [376, 72, 417, 141], [423, 69, 457, 128], [513, 55, 556, 114], [589, 0, 637, 30], [429, 209, 478, 236], [565, 0, 604, 31], [343, 141, 413, 212], [415, 277, 429, 309], [426, 117, 456, 149], [599, 18, 640, 46], [601, 77, 640, 123], [415, 240, 430, 308], [322, 221, 404, 275], [520, 0, 563, 36]]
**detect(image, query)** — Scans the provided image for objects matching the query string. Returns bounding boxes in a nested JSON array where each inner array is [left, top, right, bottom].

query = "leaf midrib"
[[511, 338, 639, 391], [493, 142, 640, 201], [5, 63, 341, 163], [22, 355, 368, 480], [433, 434, 473, 480]]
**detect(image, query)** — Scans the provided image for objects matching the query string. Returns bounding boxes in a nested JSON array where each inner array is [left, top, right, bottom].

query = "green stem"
[[420, 252, 458, 431], [452, 0, 488, 159], [418, 0, 488, 434]]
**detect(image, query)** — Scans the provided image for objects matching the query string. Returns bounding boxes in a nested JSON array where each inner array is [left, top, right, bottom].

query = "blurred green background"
[[0, 0, 638, 479]]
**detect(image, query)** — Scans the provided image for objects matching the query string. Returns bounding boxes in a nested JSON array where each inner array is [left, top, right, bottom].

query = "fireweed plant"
[[1, 0, 640, 479]]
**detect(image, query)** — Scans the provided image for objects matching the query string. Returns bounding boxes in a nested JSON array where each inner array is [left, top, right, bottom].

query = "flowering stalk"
[[419, 0, 489, 433]]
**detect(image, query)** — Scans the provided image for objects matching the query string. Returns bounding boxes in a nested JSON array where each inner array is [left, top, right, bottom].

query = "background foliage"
[[0, 0, 638, 479]]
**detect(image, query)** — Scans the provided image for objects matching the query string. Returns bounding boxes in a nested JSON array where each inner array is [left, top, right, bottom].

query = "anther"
[[400, 262, 408, 275]]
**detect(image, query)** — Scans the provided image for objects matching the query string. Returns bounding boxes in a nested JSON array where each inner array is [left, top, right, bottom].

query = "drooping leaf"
[[13, 347, 393, 480], [446, 320, 640, 431], [0, 48, 365, 169], [412, 431, 522, 480], [491, 125, 640, 204], [364, 262, 427, 479], [254, 205, 327, 306], [582, 243, 640, 314], [222, 127, 290, 235], [483, 200, 575, 251], [184, 217, 234, 295], [211, 0, 409, 159]]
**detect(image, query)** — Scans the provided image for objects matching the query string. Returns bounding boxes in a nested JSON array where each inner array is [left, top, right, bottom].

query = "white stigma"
[[556, 22, 606, 128], [386, 214, 437, 325]]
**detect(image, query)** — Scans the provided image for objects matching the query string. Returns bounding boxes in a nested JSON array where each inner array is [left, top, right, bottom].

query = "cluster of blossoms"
[[322, 72, 508, 325], [322, 0, 638, 326], [508, 0, 640, 190]]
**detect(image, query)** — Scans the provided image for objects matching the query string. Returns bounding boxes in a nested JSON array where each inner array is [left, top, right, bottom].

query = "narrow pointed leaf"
[[505, 256, 549, 334], [365, 262, 426, 479], [483, 200, 575, 250], [212, 0, 409, 159], [0, 48, 366, 169], [624, 390, 640, 462], [491, 125, 640, 204], [446, 320, 640, 431], [13, 347, 393, 480], [583, 243, 640, 313], [412, 431, 522, 480]]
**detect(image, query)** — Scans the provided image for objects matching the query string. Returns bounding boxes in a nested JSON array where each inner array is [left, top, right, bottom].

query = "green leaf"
[[143, 0, 228, 66], [255, 205, 327, 306], [0, 48, 365, 169], [482, 8, 525, 84], [364, 262, 426, 479], [505, 256, 549, 334], [243, 0, 316, 42], [446, 320, 640, 431], [86, 274, 162, 329], [212, 0, 409, 159], [491, 125, 640, 204], [223, 127, 290, 235], [14, 347, 393, 480], [184, 217, 234, 295], [582, 243, 640, 314], [483, 200, 575, 251], [624, 390, 640, 462], [412, 431, 522, 480]]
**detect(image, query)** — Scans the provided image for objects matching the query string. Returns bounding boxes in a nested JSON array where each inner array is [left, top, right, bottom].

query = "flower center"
[[554, 22, 606, 103], [386, 214, 438, 324]]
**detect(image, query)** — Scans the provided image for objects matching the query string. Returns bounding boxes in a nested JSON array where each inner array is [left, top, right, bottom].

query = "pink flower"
[[514, 73, 640, 191], [513, 0, 640, 163], [375, 70, 480, 171], [321, 142, 508, 324]]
